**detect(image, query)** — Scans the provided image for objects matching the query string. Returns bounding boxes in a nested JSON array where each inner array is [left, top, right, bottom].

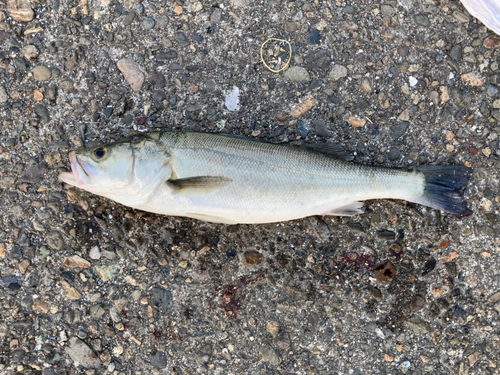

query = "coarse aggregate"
[[0, 0, 499, 374]]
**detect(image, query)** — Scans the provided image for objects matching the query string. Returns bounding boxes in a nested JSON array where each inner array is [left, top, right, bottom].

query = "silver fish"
[[59, 132, 471, 224]]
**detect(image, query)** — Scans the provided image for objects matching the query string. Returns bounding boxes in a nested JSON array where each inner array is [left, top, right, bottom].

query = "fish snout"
[[59, 152, 89, 186]]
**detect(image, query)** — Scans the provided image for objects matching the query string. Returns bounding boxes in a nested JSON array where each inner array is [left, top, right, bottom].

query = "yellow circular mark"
[[260, 38, 292, 73]]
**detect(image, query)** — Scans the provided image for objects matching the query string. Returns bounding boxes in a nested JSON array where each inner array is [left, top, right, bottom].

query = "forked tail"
[[410, 165, 472, 216]]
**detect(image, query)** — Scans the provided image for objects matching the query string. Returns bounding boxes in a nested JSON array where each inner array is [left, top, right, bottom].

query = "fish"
[[59, 132, 472, 224]]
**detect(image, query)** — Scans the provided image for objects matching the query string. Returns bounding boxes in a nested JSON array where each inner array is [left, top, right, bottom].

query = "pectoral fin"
[[323, 202, 365, 216], [167, 176, 232, 196]]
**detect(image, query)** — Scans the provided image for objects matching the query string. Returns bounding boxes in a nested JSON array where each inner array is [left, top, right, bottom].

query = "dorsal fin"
[[219, 134, 354, 160], [300, 143, 354, 161]]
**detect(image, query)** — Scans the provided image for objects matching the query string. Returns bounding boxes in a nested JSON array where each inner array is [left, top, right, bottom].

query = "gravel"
[[0, 0, 499, 374], [284, 66, 311, 82], [32, 66, 51, 81], [329, 64, 348, 81]]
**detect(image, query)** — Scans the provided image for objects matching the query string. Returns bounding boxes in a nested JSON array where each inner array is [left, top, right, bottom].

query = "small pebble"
[[173, 5, 183, 15], [348, 116, 366, 128], [314, 119, 332, 137], [329, 64, 347, 81], [449, 45, 462, 61], [0, 86, 8, 103], [414, 13, 430, 28], [484, 35, 500, 49], [8, 0, 35, 22], [65, 337, 101, 368], [33, 89, 43, 101], [210, 8, 222, 23], [461, 72, 484, 87], [291, 97, 316, 118], [63, 255, 91, 269], [95, 265, 120, 282], [285, 21, 300, 33], [242, 250, 262, 266], [89, 246, 101, 260], [189, 1, 203, 12], [307, 29, 321, 45], [23, 45, 39, 60], [117, 58, 144, 92], [32, 66, 52, 82], [360, 78, 372, 93], [284, 66, 311, 82], [343, 5, 355, 14], [141, 16, 155, 30], [175, 31, 189, 44], [156, 15, 168, 29], [122, 10, 135, 26], [259, 346, 281, 366], [453, 10, 469, 23]]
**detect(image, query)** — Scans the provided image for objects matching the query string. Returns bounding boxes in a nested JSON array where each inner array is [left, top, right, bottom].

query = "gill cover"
[[59, 138, 172, 206]]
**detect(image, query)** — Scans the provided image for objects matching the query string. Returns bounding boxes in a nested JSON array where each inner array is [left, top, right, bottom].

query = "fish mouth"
[[58, 152, 92, 186]]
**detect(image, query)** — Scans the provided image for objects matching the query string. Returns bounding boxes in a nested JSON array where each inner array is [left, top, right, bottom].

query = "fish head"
[[59, 138, 171, 205]]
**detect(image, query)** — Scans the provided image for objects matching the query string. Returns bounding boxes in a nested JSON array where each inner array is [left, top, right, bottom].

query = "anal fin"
[[185, 212, 240, 224], [322, 202, 365, 216], [167, 176, 232, 196]]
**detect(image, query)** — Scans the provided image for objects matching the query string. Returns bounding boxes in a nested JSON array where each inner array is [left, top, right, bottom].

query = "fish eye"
[[93, 147, 108, 160]]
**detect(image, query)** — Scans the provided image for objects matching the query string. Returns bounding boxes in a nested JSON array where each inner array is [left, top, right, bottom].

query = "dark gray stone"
[[390, 122, 408, 139], [414, 13, 430, 28], [150, 351, 168, 369], [305, 49, 331, 71], [15, 58, 30, 72], [307, 29, 321, 45], [304, 311, 319, 336], [3, 275, 22, 291], [210, 8, 222, 23], [343, 5, 355, 13], [34, 104, 50, 123], [192, 34, 204, 42], [175, 32, 189, 44], [376, 229, 396, 239], [46, 86, 57, 101], [151, 287, 173, 310], [155, 51, 178, 60], [102, 107, 113, 118], [149, 73, 166, 88], [122, 10, 135, 26], [170, 63, 183, 71], [314, 119, 332, 137], [152, 90, 166, 102], [297, 121, 309, 138], [19, 163, 49, 183], [450, 45, 462, 61], [387, 147, 401, 161]]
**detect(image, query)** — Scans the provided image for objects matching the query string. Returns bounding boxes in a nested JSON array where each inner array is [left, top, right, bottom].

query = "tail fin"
[[410, 165, 472, 216]]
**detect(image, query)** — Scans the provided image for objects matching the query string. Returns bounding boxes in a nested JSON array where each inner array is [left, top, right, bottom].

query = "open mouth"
[[58, 152, 91, 186]]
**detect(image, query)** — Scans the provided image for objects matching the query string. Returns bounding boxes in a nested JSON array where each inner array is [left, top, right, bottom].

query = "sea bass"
[[59, 132, 471, 224]]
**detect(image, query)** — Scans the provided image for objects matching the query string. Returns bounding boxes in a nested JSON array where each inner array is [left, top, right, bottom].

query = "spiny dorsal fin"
[[167, 176, 232, 196], [303, 143, 354, 161], [220, 134, 354, 160]]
